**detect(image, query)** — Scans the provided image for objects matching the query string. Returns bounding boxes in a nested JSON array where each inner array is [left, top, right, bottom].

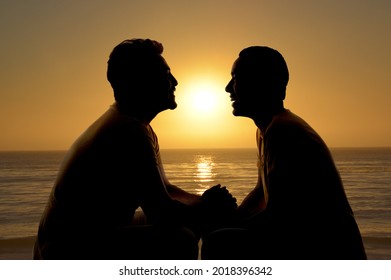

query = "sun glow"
[[153, 74, 254, 149], [189, 84, 219, 113], [178, 75, 230, 121]]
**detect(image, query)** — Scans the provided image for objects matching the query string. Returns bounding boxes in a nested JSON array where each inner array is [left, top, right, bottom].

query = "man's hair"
[[239, 46, 289, 100], [107, 39, 164, 90]]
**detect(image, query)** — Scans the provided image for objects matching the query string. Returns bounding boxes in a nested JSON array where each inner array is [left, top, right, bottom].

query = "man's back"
[[258, 109, 366, 259], [262, 110, 352, 214], [34, 104, 160, 258]]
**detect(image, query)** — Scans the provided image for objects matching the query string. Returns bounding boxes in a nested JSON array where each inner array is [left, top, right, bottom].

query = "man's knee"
[[201, 228, 258, 260], [160, 226, 199, 259]]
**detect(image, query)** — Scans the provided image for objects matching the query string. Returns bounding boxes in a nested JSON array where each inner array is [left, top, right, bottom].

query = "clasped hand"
[[201, 184, 237, 212], [199, 184, 237, 234]]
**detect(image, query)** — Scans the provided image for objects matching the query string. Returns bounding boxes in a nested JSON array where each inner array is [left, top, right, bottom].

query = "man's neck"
[[253, 105, 285, 134], [115, 102, 157, 125]]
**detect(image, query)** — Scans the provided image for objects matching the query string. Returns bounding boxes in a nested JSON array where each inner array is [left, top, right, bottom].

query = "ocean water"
[[0, 148, 390, 259]]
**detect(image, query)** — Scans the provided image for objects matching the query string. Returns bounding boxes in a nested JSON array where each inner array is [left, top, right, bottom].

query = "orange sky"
[[0, 1, 390, 151]]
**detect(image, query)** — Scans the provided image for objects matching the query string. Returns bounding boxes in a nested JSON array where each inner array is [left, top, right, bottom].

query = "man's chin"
[[232, 105, 251, 118], [162, 101, 177, 111], [168, 100, 177, 110], [232, 104, 244, 116], [233, 110, 245, 117]]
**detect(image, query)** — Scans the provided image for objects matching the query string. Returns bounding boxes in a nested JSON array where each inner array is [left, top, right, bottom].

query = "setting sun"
[[178, 74, 230, 120], [184, 80, 220, 114]]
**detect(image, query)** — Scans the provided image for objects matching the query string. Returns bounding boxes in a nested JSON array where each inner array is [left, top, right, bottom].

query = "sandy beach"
[[0, 236, 35, 260]]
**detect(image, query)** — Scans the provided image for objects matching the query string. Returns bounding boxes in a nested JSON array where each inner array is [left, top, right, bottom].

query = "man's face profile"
[[150, 55, 178, 112], [136, 55, 178, 114], [226, 58, 255, 118]]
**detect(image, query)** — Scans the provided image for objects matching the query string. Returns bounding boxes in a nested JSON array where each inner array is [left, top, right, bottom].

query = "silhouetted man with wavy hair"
[[34, 39, 236, 260]]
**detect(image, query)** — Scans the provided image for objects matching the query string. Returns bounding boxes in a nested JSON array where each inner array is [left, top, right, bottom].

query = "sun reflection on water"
[[194, 155, 216, 195]]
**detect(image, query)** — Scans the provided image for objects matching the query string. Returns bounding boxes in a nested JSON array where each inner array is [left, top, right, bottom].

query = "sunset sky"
[[1, 0, 390, 151]]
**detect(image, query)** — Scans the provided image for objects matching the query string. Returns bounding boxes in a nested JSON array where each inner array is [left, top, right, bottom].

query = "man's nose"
[[170, 74, 178, 87], [225, 79, 233, 92]]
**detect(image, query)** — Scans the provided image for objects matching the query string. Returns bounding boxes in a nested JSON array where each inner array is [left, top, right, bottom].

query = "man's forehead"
[[232, 57, 260, 75], [141, 54, 170, 73], [152, 55, 170, 71], [231, 58, 240, 74], [231, 57, 249, 74]]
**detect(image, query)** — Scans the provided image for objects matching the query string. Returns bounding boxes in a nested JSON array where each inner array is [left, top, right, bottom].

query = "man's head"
[[225, 46, 289, 119], [107, 39, 178, 115]]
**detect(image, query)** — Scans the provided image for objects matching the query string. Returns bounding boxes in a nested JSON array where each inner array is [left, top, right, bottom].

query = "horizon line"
[[1, 146, 391, 153]]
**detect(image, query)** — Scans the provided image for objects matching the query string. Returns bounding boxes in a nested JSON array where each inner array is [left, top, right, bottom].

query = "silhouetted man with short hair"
[[34, 39, 236, 260], [202, 46, 367, 260]]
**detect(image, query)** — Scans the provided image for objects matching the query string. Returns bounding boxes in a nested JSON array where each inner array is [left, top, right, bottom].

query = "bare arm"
[[235, 129, 267, 222], [236, 181, 266, 219], [166, 184, 202, 206], [157, 155, 202, 206], [116, 123, 196, 226]]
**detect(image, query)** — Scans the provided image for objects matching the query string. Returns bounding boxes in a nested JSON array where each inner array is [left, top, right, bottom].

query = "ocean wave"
[[363, 236, 391, 245], [362, 236, 391, 259], [0, 236, 36, 247]]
